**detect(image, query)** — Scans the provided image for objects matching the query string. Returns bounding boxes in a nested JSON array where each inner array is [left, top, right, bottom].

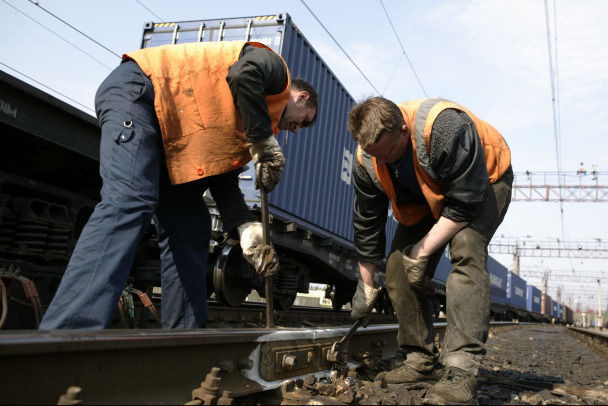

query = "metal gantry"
[[488, 238, 607, 311], [512, 170, 608, 202], [489, 238, 608, 259]]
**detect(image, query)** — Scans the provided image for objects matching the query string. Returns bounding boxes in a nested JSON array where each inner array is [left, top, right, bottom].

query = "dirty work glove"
[[237, 221, 280, 277], [402, 245, 431, 293], [249, 135, 285, 193], [351, 279, 382, 327]]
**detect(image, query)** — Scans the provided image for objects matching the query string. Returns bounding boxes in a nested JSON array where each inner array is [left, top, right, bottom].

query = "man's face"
[[278, 91, 316, 133], [363, 125, 409, 166]]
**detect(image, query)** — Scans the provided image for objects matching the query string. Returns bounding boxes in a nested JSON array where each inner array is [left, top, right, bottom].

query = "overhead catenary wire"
[[382, 53, 405, 95], [0, 61, 95, 114], [378, 0, 427, 97], [299, 0, 381, 96], [134, 0, 164, 22], [552, 0, 562, 172], [1, 0, 115, 70], [548, 0, 576, 274], [544, 0, 566, 226], [27, 0, 121, 59]]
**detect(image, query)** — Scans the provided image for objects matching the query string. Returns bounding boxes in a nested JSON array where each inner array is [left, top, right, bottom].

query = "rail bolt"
[[189, 367, 221, 405], [238, 358, 254, 371], [282, 354, 298, 370], [57, 386, 82, 405], [217, 390, 234, 405], [306, 351, 314, 364]]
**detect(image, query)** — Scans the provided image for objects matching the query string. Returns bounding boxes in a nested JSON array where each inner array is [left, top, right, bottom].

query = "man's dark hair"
[[348, 96, 403, 148], [292, 78, 319, 127]]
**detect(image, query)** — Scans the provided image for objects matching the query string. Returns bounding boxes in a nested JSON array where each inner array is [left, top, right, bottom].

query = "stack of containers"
[[552, 300, 559, 318], [488, 256, 508, 307], [507, 271, 527, 311], [526, 285, 542, 314]]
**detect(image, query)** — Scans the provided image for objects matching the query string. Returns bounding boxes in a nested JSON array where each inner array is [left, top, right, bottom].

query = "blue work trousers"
[[39, 60, 210, 329]]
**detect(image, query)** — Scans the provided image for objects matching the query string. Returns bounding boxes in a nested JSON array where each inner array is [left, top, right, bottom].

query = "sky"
[[1, 0, 607, 312]]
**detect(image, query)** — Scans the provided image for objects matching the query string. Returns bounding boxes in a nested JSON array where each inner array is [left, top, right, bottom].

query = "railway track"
[[1, 322, 401, 404], [3, 321, 607, 405]]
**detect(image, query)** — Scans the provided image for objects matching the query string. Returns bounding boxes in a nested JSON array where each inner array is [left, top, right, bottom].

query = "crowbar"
[[257, 165, 274, 328]]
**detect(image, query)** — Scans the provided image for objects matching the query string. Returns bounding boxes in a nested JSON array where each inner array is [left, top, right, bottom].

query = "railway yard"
[[1, 9, 608, 406]]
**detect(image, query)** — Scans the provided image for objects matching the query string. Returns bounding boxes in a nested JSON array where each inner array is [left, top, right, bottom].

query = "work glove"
[[402, 245, 431, 294], [249, 136, 285, 193], [351, 279, 382, 327], [237, 221, 280, 277]]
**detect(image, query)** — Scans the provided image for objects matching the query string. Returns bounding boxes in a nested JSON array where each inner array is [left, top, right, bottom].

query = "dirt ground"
[[243, 325, 608, 405]]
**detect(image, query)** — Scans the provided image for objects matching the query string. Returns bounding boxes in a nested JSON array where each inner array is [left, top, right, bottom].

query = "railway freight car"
[[506, 271, 527, 321], [526, 284, 546, 322], [0, 71, 102, 328], [542, 293, 552, 320], [428, 248, 514, 321], [487, 256, 509, 320]]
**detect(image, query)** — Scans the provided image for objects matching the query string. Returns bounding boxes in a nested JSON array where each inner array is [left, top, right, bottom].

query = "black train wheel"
[[213, 241, 251, 308]]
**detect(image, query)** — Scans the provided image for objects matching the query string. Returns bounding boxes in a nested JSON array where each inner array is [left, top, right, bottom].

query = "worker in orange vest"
[[40, 41, 317, 330], [348, 96, 511, 404]]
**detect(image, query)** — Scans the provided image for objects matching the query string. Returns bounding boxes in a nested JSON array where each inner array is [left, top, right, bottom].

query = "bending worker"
[[40, 41, 318, 329], [348, 96, 511, 405]]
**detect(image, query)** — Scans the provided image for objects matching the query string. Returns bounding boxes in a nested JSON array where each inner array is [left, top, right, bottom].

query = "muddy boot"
[[377, 361, 444, 387], [423, 366, 478, 405]]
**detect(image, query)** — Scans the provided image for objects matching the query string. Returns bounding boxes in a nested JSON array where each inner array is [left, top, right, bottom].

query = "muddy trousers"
[[39, 60, 211, 329], [386, 167, 512, 375]]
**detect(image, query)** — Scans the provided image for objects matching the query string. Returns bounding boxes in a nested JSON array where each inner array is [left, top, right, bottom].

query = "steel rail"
[[0, 322, 528, 404], [0, 324, 399, 404]]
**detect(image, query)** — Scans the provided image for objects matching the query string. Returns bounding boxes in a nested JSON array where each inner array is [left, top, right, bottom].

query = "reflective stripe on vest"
[[413, 97, 464, 181], [356, 147, 384, 194]]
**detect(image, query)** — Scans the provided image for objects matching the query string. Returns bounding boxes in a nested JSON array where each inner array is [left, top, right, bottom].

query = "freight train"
[[431, 249, 574, 324], [0, 13, 572, 329]]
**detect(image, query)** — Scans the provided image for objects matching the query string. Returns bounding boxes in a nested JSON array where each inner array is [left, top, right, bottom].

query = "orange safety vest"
[[357, 98, 511, 226], [125, 41, 291, 185]]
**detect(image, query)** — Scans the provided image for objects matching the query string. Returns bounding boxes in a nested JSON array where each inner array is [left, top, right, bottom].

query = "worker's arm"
[[406, 109, 490, 261], [430, 109, 489, 224], [227, 45, 288, 193], [208, 170, 279, 277], [402, 109, 488, 292], [207, 169, 257, 235], [351, 262, 381, 326], [352, 158, 390, 266], [350, 159, 385, 323], [226, 45, 288, 144], [409, 216, 468, 260]]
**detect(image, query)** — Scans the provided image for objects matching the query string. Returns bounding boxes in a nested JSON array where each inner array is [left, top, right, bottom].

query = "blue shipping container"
[[526, 285, 542, 313], [488, 256, 508, 305], [431, 247, 451, 284], [140, 13, 399, 259], [551, 300, 558, 317], [507, 272, 527, 310]]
